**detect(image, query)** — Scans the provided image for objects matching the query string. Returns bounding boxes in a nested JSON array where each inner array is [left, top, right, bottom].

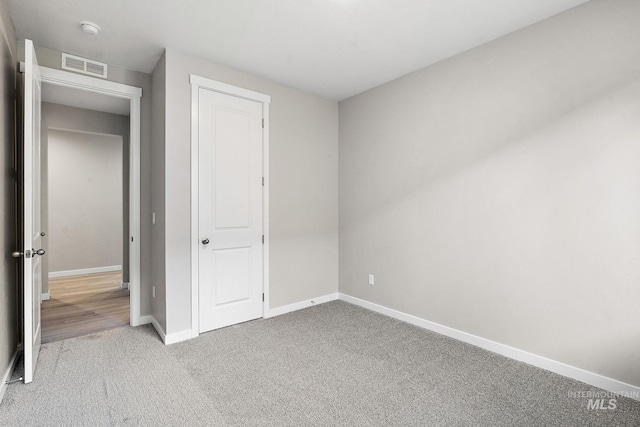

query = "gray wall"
[[153, 49, 339, 335], [41, 103, 129, 289], [30, 46, 153, 317], [0, 0, 18, 392], [339, 0, 640, 387], [47, 129, 122, 273], [150, 52, 166, 330]]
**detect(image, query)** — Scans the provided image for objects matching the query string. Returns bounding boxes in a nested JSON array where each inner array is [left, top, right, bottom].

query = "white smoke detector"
[[80, 21, 101, 36]]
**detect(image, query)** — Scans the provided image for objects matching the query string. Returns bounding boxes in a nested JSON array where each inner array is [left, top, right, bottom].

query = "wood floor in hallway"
[[41, 271, 129, 343]]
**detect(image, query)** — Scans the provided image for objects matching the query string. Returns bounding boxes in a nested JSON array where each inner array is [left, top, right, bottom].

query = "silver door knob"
[[34, 249, 45, 256], [11, 251, 23, 258], [40, 232, 46, 236], [202, 238, 210, 245]]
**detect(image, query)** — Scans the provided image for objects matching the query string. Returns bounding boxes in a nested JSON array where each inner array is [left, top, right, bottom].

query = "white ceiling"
[[7, 0, 589, 100], [42, 82, 130, 116]]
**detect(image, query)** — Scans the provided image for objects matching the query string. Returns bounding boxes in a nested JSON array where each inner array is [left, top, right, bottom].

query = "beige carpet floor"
[[1, 301, 639, 426]]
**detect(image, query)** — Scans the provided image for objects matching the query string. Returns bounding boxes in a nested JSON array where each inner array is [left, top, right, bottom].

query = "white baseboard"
[[41, 291, 50, 301], [265, 292, 339, 318], [49, 265, 122, 278], [148, 315, 166, 343], [164, 329, 193, 345], [121, 282, 130, 290], [0, 347, 20, 405], [339, 293, 640, 401], [145, 315, 192, 345], [145, 294, 340, 346]]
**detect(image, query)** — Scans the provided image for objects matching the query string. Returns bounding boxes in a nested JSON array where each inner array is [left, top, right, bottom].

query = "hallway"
[[41, 272, 129, 343]]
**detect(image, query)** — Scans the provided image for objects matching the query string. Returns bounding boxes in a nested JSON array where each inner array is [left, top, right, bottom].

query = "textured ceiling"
[[7, 0, 589, 100]]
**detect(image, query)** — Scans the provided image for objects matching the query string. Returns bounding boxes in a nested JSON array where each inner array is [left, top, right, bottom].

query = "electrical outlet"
[[368, 274, 375, 285], [152, 286, 156, 298]]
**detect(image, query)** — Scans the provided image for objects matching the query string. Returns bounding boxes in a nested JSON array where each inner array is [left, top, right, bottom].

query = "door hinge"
[[262, 235, 264, 244], [262, 293, 265, 302], [262, 177, 264, 186], [262, 119, 264, 128]]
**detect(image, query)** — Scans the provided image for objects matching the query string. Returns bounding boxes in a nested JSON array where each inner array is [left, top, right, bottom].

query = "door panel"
[[198, 89, 263, 333], [23, 39, 42, 383], [213, 108, 251, 228], [212, 247, 251, 304]]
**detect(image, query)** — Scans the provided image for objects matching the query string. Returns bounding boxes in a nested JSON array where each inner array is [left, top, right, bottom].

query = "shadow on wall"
[[340, 79, 640, 386]]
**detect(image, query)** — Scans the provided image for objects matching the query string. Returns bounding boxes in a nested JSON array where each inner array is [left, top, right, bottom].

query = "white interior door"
[[23, 39, 43, 383], [198, 88, 263, 333]]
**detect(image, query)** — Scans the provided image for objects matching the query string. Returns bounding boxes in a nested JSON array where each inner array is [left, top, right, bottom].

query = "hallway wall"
[[47, 129, 123, 274]]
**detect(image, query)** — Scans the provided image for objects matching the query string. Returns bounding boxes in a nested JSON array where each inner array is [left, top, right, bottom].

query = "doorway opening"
[[34, 66, 142, 342], [20, 40, 141, 383], [41, 126, 127, 343]]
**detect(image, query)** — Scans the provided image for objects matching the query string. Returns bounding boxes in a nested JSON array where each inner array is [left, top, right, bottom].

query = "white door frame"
[[36, 65, 143, 326], [189, 75, 270, 338]]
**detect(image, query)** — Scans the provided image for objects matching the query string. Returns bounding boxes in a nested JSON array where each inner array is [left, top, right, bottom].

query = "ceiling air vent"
[[61, 53, 108, 79]]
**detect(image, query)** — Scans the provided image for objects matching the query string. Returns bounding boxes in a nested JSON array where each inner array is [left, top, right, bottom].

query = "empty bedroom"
[[0, 0, 638, 425]]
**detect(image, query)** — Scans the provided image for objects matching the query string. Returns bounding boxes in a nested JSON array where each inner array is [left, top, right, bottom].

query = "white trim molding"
[[189, 81, 199, 339], [33, 65, 141, 99], [49, 265, 122, 278], [339, 293, 640, 401], [164, 330, 194, 345], [189, 75, 270, 104], [147, 314, 192, 345], [261, 103, 270, 323], [265, 293, 339, 318], [148, 315, 166, 343], [189, 74, 270, 340], [0, 347, 20, 404]]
